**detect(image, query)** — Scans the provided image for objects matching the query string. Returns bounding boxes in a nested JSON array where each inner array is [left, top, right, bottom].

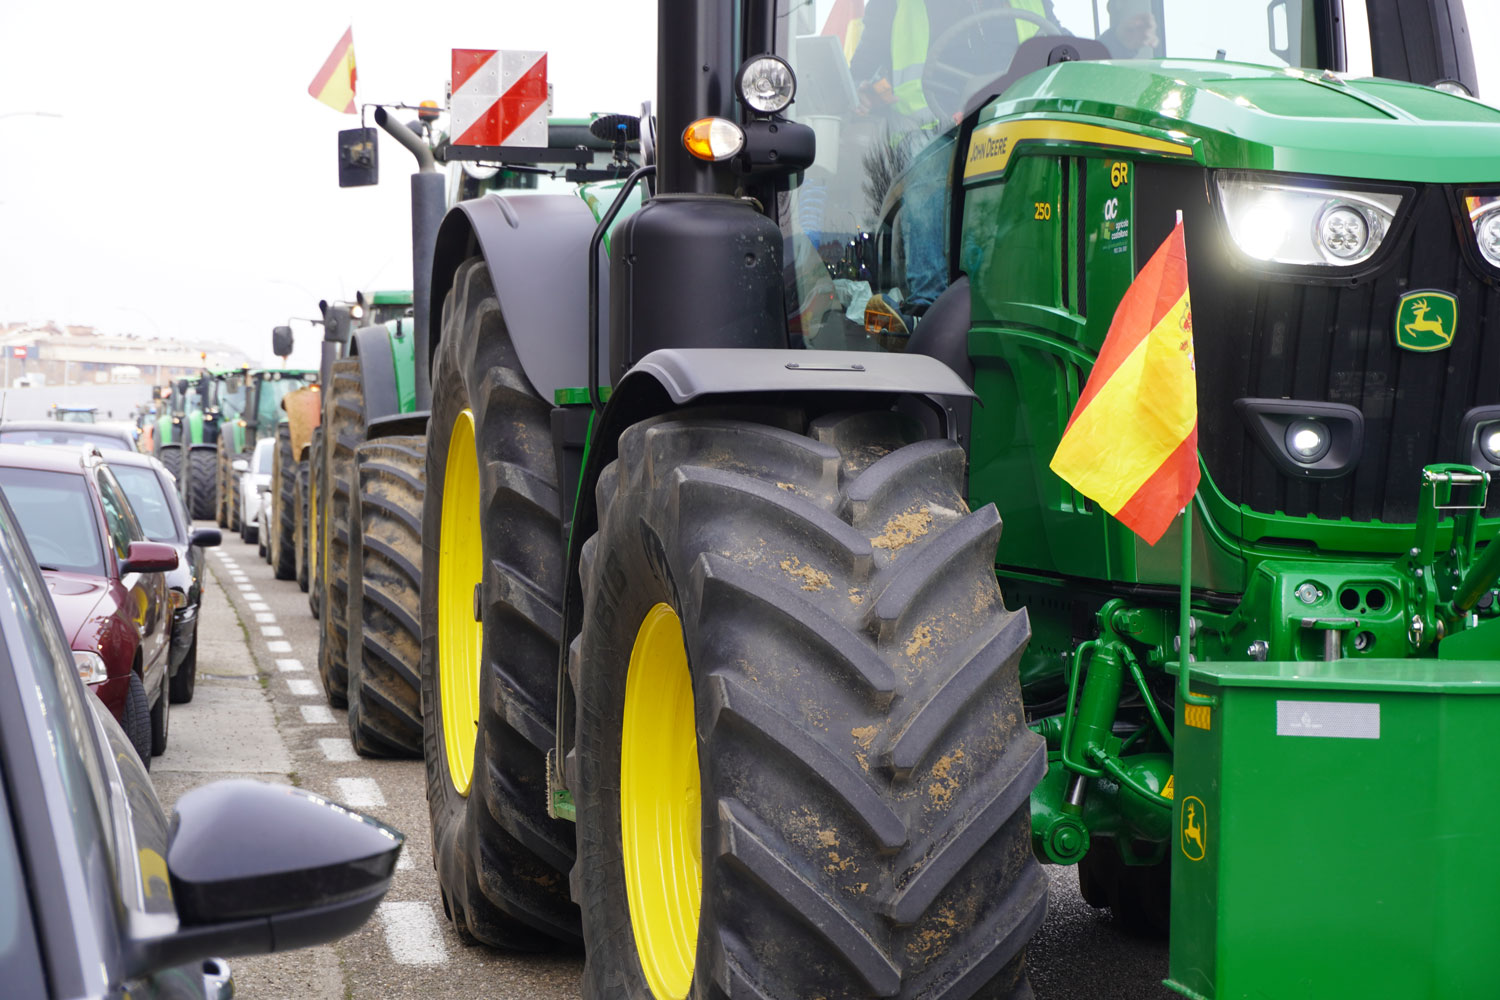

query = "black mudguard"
[[348, 324, 402, 428], [428, 194, 608, 402]]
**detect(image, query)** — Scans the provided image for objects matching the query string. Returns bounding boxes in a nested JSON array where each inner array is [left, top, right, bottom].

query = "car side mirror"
[[121, 541, 179, 574], [189, 528, 222, 548], [232, 459, 249, 473], [126, 780, 403, 978]]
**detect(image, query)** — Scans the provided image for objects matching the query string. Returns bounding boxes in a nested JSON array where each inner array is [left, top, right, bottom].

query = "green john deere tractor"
[[214, 365, 317, 538], [420, 4, 1497, 994], [318, 106, 629, 758], [154, 373, 223, 516]]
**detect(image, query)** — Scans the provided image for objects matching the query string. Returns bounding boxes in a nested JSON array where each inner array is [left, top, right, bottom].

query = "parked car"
[[0, 484, 404, 999], [0, 419, 138, 452], [0, 445, 177, 767], [237, 436, 274, 544], [103, 449, 221, 704]]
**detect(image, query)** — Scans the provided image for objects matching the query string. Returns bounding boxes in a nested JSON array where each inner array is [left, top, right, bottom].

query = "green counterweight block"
[[1165, 657, 1500, 1000]]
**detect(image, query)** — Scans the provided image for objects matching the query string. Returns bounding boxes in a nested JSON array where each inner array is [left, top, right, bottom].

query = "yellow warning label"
[[1161, 775, 1175, 800], [1184, 703, 1211, 730], [1181, 796, 1207, 862]]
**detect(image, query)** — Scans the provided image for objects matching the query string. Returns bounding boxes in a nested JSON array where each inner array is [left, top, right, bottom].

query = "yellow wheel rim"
[[308, 470, 319, 584], [439, 409, 483, 796], [621, 603, 702, 1000]]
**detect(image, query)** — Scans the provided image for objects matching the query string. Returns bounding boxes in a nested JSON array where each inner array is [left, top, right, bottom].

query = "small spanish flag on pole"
[[308, 27, 357, 114], [1049, 218, 1198, 546]]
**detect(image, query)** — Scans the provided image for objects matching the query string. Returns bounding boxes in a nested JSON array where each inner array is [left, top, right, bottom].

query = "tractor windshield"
[[774, 0, 1359, 350], [255, 374, 311, 428]]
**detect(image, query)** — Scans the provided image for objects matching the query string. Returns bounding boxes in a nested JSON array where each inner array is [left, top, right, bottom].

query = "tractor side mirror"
[[189, 528, 222, 548], [338, 127, 379, 187], [231, 459, 249, 473], [272, 326, 295, 359]]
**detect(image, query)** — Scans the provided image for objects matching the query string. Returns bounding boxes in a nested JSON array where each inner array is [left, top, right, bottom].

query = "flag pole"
[[1173, 208, 1213, 711]]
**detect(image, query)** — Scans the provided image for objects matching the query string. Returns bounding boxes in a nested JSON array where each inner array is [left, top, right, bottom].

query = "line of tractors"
[[173, 2, 1500, 996]]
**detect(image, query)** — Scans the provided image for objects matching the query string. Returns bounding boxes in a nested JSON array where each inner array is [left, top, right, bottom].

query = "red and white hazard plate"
[[451, 49, 548, 147]]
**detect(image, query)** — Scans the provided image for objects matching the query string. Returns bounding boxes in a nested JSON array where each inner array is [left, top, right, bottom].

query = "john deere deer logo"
[[1396, 291, 1458, 352], [1180, 796, 1207, 862]]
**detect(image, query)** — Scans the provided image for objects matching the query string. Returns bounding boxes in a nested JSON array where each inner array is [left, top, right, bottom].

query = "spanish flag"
[[308, 27, 357, 114], [1050, 221, 1198, 546]]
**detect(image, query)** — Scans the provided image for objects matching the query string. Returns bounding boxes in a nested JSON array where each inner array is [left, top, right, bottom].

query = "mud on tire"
[[309, 428, 324, 620], [573, 409, 1047, 1000], [296, 456, 311, 592], [420, 256, 579, 949], [346, 435, 425, 757]]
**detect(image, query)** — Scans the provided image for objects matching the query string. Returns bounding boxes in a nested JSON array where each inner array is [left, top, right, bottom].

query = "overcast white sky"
[[1, 2, 1497, 370], [0, 0, 658, 370]]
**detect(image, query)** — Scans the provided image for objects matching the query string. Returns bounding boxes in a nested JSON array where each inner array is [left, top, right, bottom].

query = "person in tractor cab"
[[851, 0, 1061, 338]]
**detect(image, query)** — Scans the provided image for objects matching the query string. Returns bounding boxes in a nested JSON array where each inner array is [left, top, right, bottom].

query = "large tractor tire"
[[271, 424, 297, 581], [317, 359, 363, 707], [309, 429, 324, 620], [157, 443, 182, 483], [296, 457, 311, 592], [215, 439, 230, 527], [187, 448, 217, 521], [346, 435, 425, 758], [572, 409, 1048, 1000], [421, 257, 579, 949]]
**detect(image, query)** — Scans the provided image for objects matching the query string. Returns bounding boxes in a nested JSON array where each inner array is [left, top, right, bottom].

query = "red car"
[[0, 444, 177, 767]]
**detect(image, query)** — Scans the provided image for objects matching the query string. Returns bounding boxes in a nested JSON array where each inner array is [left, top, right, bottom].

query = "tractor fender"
[[429, 193, 608, 402], [348, 323, 403, 427], [554, 347, 975, 764]]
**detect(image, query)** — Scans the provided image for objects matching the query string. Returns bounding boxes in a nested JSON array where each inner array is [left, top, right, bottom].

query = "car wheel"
[[169, 631, 198, 704], [150, 675, 170, 756], [124, 672, 152, 770]]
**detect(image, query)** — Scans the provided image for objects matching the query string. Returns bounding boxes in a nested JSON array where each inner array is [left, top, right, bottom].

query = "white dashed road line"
[[286, 678, 319, 697], [376, 902, 448, 966], [237, 584, 255, 591], [267, 640, 292, 653], [318, 738, 358, 762], [335, 777, 386, 808], [255, 612, 276, 623], [249, 602, 269, 612], [276, 658, 305, 672], [300, 705, 335, 724], [261, 625, 284, 637]]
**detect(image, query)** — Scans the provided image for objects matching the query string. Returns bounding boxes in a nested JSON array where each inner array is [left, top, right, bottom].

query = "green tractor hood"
[[987, 59, 1500, 181]]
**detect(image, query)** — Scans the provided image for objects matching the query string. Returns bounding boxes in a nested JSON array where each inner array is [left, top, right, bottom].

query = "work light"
[[1286, 418, 1331, 463], [736, 55, 796, 115], [1216, 172, 1401, 267]]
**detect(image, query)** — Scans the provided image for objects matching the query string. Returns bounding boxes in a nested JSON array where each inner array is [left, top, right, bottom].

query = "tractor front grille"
[[1186, 183, 1500, 524]]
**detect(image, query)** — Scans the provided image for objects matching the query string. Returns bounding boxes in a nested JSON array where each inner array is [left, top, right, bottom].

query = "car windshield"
[[773, 0, 1348, 350], [0, 428, 125, 451], [57, 410, 95, 423], [0, 468, 106, 576], [254, 440, 274, 473], [110, 465, 180, 543]]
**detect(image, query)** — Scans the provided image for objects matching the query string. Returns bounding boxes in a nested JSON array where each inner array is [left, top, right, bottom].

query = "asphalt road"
[[150, 521, 1172, 1000]]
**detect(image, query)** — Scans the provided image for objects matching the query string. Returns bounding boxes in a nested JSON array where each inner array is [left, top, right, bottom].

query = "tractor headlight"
[[1463, 194, 1500, 268], [1216, 172, 1401, 266], [736, 55, 796, 115]]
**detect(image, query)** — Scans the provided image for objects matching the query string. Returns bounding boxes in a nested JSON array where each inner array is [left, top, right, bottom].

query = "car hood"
[[42, 570, 109, 646]]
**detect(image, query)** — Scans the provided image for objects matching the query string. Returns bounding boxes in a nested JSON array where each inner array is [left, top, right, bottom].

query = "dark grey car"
[[0, 487, 404, 998]]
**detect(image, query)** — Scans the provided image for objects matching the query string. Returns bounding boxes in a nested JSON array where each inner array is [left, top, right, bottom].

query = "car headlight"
[[74, 650, 108, 685], [1216, 172, 1402, 266], [169, 588, 188, 612]]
